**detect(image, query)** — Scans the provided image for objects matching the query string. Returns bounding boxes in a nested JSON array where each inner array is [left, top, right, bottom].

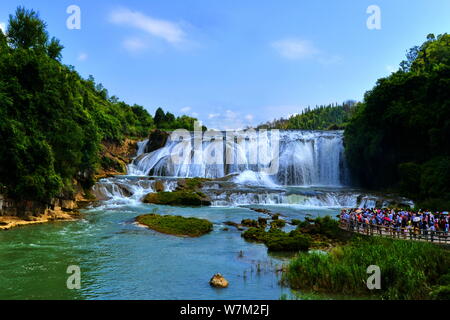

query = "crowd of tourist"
[[340, 208, 449, 238]]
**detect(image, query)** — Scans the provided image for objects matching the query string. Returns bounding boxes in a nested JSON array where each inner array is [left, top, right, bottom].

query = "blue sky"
[[1, 0, 449, 129]]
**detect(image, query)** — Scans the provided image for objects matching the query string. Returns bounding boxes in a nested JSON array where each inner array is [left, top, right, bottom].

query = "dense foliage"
[[284, 236, 450, 300], [344, 34, 450, 209], [153, 107, 199, 131], [0, 7, 196, 203], [257, 102, 356, 130]]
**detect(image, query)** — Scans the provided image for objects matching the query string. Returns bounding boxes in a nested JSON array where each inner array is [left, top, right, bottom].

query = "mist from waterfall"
[[128, 130, 349, 187]]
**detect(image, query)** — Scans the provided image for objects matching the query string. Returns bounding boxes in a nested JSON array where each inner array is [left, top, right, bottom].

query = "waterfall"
[[90, 132, 414, 210], [128, 130, 348, 187], [127, 139, 149, 176]]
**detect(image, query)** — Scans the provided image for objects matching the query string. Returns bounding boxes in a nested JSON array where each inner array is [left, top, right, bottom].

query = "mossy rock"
[[266, 233, 310, 252], [241, 219, 259, 228], [177, 178, 210, 191], [143, 190, 211, 206], [258, 217, 268, 228], [242, 227, 311, 252], [270, 219, 286, 229], [136, 214, 213, 237]]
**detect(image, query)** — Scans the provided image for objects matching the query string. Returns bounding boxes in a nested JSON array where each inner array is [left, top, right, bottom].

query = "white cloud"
[[204, 110, 257, 130], [245, 114, 254, 122], [110, 8, 185, 44], [0, 22, 6, 33], [271, 38, 319, 60], [271, 38, 341, 65], [208, 113, 220, 119], [180, 106, 191, 113], [77, 52, 88, 61], [122, 37, 148, 52]]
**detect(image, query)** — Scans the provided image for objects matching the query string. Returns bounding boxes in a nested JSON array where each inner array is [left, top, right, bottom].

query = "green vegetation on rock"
[[136, 213, 213, 237], [143, 178, 212, 206], [143, 190, 211, 206], [241, 216, 349, 252], [242, 227, 311, 252]]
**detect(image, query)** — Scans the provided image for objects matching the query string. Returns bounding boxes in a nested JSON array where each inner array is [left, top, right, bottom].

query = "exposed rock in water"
[[143, 191, 211, 206], [143, 178, 212, 206], [209, 274, 229, 288], [136, 214, 213, 237], [223, 221, 244, 231], [145, 130, 169, 154], [153, 180, 165, 192]]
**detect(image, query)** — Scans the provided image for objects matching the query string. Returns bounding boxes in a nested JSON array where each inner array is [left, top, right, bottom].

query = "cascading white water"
[[90, 132, 413, 210], [127, 139, 149, 176], [128, 130, 348, 186]]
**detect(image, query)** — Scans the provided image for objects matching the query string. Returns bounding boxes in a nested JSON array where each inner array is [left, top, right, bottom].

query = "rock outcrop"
[[145, 130, 169, 154], [143, 178, 212, 206], [209, 274, 229, 288]]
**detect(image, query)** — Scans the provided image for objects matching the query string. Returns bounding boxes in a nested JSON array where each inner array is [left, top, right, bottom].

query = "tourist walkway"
[[339, 219, 450, 244]]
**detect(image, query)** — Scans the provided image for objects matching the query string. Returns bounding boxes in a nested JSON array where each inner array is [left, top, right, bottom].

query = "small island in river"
[[136, 214, 213, 237]]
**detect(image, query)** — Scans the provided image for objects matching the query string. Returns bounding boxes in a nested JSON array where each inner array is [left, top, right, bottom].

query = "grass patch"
[[136, 214, 213, 237], [283, 236, 450, 300]]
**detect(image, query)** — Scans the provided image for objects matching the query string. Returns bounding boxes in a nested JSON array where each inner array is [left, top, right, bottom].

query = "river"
[[0, 130, 410, 300]]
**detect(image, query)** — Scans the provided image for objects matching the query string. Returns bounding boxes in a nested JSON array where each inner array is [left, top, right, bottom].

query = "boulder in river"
[[153, 180, 165, 192], [209, 273, 229, 288]]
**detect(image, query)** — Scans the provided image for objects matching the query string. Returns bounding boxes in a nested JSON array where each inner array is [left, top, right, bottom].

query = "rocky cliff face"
[[97, 138, 139, 179], [144, 130, 169, 154], [0, 139, 140, 228]]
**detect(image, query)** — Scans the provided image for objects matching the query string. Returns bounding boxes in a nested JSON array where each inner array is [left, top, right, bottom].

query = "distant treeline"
[[257, 102, 357, 130], [0, 7, 198, 203], [344, 33, 450, 210]]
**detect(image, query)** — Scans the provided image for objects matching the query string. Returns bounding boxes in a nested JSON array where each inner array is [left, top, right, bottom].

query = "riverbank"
[[0, 138, 139, 232], [0, 210, 80, 230]]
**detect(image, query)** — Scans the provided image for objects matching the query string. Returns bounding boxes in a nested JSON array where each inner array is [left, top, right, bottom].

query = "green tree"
[[6, 7, 48, 50], [46, 37, 63, 61], [345, 34, 450, 209]]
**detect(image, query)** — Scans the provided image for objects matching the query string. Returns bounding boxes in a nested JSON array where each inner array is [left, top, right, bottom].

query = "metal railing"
[[339, 218, 450, 244]]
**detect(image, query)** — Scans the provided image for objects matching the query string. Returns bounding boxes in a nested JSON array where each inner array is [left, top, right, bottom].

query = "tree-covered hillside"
[[344, 34, 450, 209], [258, 102, 356, 130], [0, 7, 197, 204]]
